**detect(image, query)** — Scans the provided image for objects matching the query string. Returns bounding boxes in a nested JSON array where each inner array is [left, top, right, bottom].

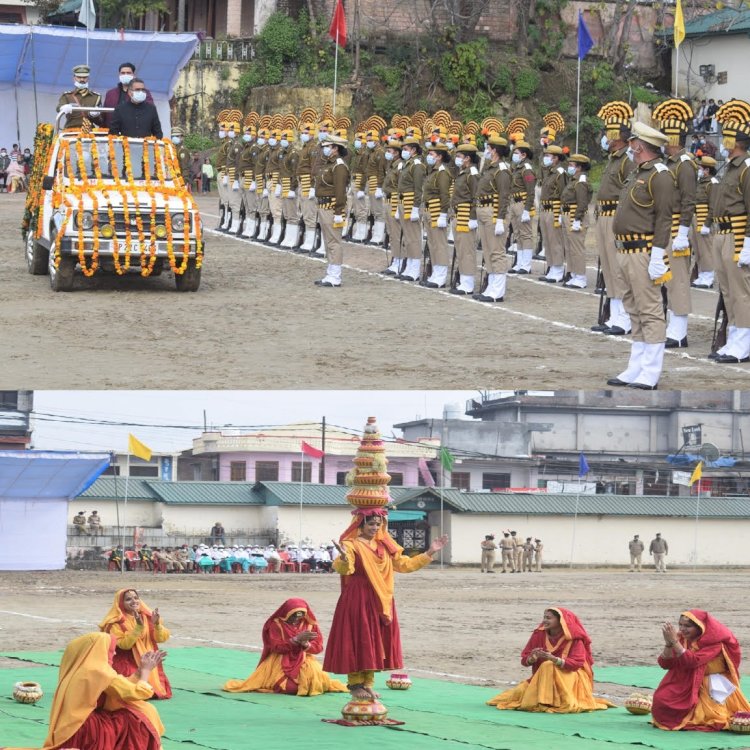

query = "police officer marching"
[[239, 112, 260, 238]]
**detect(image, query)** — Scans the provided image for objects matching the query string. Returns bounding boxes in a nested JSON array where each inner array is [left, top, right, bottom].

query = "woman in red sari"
[[323, 507, 448, 700], [487, 607, 614, 713], [652, 609, 750, 730], [5, 632, 164, 750], [99, 588, 172, 699], [223, 598, 347, 696]]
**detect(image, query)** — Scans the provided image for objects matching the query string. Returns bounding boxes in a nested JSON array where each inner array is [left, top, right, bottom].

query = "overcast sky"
[[31, 391, 479, 453]]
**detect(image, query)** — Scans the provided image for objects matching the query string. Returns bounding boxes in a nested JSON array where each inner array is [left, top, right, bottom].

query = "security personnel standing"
[[314, 134, 350, 287], [628, 534, 645, 572], [224, 111, 244, 235], [421, 142, 452, 287], [507, 137, 537, 274], [653, 99, 697, 349], [499, 532, 515, 573], [266, 129, 284, 244], [170, 127, 191, 185], [510, 530, 523, 573], [239, 118, 260, 238], [397, 135, 427, 281], [522, 537, 534, 572], [449, 143, 479, 294], [253, 127, 271, 241], [480, 535, 497, 573], [296, 119, 319, 251], [560, 154, 593, 289], [609, 122, 673, 389], [57, 64, 103, 130], [710, 100, 750, 363], [539, 144, 568, 282], [365, 127, 388, 245], [350, 131, 370, 241], [691, 155, 718, 289], [473, 134, 512, 301], [214, 110, 231, 230], [278, 127, 301, 248], [594, 102, 636, 334], [381, 137, 405, 275]]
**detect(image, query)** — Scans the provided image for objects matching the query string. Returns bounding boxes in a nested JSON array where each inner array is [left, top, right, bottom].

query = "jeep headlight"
[[75, 211, 94, 230], [171, 212, 186, 232], [155, 224, 167, 239]]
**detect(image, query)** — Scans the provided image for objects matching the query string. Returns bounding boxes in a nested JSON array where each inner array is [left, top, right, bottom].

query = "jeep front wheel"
[[48, 238, 76, 292], [174, 258, 201, 292], [25, 231, 49, 275]]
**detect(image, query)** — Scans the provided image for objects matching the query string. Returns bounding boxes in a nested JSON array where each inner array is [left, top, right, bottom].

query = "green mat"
[[3, 648, 750, 750]]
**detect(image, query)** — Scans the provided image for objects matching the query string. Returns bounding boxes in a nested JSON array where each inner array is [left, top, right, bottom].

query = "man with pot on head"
[[608, 122, 672, 390], [57, 64, 103, 131], [314, 134, 350, 287]]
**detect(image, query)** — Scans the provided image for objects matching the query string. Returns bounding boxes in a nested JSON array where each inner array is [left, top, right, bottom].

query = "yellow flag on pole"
[[128, 434, 152, 462], [674, 0, 686, 48], [689, 461, 703, 486]]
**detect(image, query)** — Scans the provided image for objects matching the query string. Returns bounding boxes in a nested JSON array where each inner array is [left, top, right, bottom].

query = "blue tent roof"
[[0, 450, 111, 499], [665, 453, 736, 468]]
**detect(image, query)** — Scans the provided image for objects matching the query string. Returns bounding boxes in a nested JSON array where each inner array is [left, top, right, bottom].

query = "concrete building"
[[0, 391, 33, 450]]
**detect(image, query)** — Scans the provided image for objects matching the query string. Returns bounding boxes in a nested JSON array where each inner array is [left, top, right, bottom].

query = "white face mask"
[[268, 137, 277, 146], [483, 148, 491, 160], [242, 134, 252, 142], [119, 74, 134, 85], [697, 168, 705, 179], [720, 146, 730, 159], [454, 156, 464, 168], [322, 146, 332, 157], [74, 81, 88, 90], [172, 137, 181, 145], [426, 154, 437, 166], [446, 142, 455, 150], [401, 149, 411, 160], [384, 151, 394, 161], [512, 152, 523, 164], [354, 139, 362, 149], [130, 90, 147, 103], [600, 135, 610, 151], [318, 131, 327, 142], [626, 147, 636, 162], [280, 139, 289, 148], [366, 140, 376, 149], [256, 137, 266, 146], [227, 130, 236, 139], [218, 131, 226, 139], [542, 155, 553, 168], [567, 165, 577, 176], [300, 133, 311, 143]]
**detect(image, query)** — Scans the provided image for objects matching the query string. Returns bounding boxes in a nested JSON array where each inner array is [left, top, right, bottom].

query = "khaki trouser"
[[534, 551, 543, 572], [713, 233, 731, 310], [425, 210, 450, 266], [481, 549, 496, 572], [691, 225, 714, 273], [477, 205, 508, 273], [300, 192, 318, 232], [242, 186, 258, 217], [257, 187, 270, 218], [721, 232, 750, 327], [281, 194, 299, 223], [629, 553, 643, 571], [596, 213, 628, 298], [386, 205, 403, 258], [618, 251, 667, 344], [562, 213, 588, 276], [228, 182, 243, 215], [453, 224, 477, 276], [653, 552, 667, 572], [665, 239, 692, 315], [501, 549, 515, 572], [353, 190, 369, 222], [522, 551, 533, 572], [217, 171, 228, 205], [399, 201, 423, 259], [514, 546, 523, 571], [318, 206, 344, 264], [269, 182, 283, 221], [540, 209, 565, 266], [369, 193, 386, 221], [509, 201, 534, 249]]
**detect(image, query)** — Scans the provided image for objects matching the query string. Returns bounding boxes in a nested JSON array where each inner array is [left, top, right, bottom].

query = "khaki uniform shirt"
[[365, 146, 387, 192], [422, 163, 452, 214], [277, 146, 300, 194], [561, 175, 593, 221], [296, 140, 317, 193], [665, 150, 697, 228], [510, 159, 536, 211], [57, 88, 103, 130], [475, 160, 512, 219], [628, 539, 644, 554], [350, 148, 369, 191], [397, 157, 426, 210], [451, 165, 478, 219], [711, 154, 750, 229], [316, 156, 349, 213], [597, 147, 635, 203]]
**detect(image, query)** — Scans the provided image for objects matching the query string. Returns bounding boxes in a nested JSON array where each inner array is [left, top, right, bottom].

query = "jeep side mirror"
[[42, 176, 54, 190]]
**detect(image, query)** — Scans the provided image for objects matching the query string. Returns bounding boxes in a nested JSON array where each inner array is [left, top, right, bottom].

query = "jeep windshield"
[[57, 133, 177, 184]]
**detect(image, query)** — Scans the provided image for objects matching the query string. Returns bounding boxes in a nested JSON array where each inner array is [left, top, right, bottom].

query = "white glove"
[[394, 210, 400, 220], [739, 237, 750, 267], [571, 219, 582, 232], [308, 188, 316, 199], [274, 184, 282, 197], [700, 224, 711, 236], [374, 187, 384, 199], [494, 219, 505, 236], [88, 110, 100, 118], [222, 175, 228, 186], [249, 180, 257, 192], [672, 224, 690, 251], [521, 210, 531, 223], [356, 190, 365, 199], [410, 206, 420, 222], [333, 214, 343, 225], [288, 190, 296, 198], [262, 188, 269, 197], [648, 246, 669, 280], [232, 180, 240, 191], [59, 103, 74, 115], [437, 213, 448, 228], [468, 219, 478, 231]]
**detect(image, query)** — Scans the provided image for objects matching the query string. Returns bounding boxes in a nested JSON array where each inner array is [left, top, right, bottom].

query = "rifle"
[[661, 285, 669, 319], [594, 257, 605, 293], [533, 222, 545, 260], [449, 242, 459, 290], [505, 223, 517, 268], [711, 292, 728, 353], [420, 235, 433, 284]]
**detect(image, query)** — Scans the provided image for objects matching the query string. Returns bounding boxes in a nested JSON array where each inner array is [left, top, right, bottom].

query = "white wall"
[[69, 498, 159, 527], [676, 36, 750, 105], [276, 506, 351, 547], [1, 498, 68, 570], [160, 505, 266, 535]]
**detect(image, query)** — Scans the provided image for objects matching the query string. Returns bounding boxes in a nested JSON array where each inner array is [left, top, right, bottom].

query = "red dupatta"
[[261, 598, 321, 682]]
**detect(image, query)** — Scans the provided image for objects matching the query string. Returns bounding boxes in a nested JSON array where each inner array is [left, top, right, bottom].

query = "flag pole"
[[576, 56, 581, 153], [692, 472, 700, 570], [569, 492, 579, 568], [298, 447, 304, 569], [333, 27, 339, 116], [439, 452, 444, 570], [122, 452, 130, 573]]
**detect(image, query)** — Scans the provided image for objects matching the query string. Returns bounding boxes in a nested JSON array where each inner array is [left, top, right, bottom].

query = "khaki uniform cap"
[[72, 64, 91, 76], [698, 155, 717, 168], [568, 153, 590, 165], [629, 121, 669, 148], [544, 144, 564, 156], [487, 135, 508, 147], [456, 143, 478, 154]]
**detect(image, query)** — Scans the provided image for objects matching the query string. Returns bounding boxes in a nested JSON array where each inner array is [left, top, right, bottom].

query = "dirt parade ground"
[[1, 192, 749, 389], [2, 566, 750, 704]]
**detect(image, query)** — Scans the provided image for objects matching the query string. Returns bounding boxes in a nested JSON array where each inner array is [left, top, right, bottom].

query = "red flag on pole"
[[329, 0, 347, 48], [301, 440, 324, 458]]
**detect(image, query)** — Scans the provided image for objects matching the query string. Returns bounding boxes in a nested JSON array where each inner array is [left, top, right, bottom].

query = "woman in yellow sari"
[[99, 588, 171, 698], [5, 632, 164, 750], [488, 606, 614, 713], [223, 598, 347, 696]]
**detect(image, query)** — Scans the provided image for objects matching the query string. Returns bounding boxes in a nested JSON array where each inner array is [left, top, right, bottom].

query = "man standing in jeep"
[[57, 64, 103, 130], [109, 78, 162, 139]]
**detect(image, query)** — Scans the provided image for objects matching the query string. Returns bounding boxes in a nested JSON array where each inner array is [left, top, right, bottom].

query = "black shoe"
[[449, 288, 472, 295], [627, 382, 658, 390], [543, 277, 560, 283], [604, 326, 628, 336], [508, 268, 518, 274], [398, 274, 420, 282], [475, 294, 503, 302], [425, 282, 445, 289], [707, 351, 720, 360], [381, 268, 397, 276], [665, 336, 688, 348], [314, 280, 341, 287], [715, 354, 750, 363], [515, 269, 530, 275], [591, 323, 609, 332], [691, 282, 713, 289], [595, 286, 606, 294], [606, 377, 630, 386], [487, 570, 495, 573]]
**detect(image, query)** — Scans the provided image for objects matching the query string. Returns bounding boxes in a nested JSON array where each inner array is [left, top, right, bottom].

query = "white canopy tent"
[[0, 450, 110, 570], [0, 24, 199, 148]]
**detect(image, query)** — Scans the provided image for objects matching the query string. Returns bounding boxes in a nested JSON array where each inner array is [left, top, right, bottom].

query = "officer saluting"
[[608, 122, 673, 390], [57, 65, 103, 130]]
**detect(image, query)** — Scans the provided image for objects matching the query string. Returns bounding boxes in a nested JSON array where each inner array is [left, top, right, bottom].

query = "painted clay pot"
[[341, 698, 388, 723], [13, 681, 44, 704], [624, 692, 652, 715], [386, 672, 412, 690], [728, 711, 750, 733]]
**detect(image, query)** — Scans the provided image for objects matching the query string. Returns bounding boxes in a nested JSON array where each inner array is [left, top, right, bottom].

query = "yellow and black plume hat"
[[652, 99, 693, 146], [597, 101, 634, 140]]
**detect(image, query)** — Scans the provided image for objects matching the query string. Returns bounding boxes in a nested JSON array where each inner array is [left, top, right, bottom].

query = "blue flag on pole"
[[579, 452, 590, 478], [578, 11, 594, 59]]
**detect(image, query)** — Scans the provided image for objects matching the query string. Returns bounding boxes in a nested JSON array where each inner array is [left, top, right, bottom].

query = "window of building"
[[256, 461, 279, 481], [451, 472, 471, 490], [192, 463, 203, 481], [0, 391, 19, 409], [336, 471, 348, 485], [230, 461, 246, 481], [418, 468, 437, 487], [129, 465, 160, 477], [101, 465, 121, 476], [482, 472, 510, 490], [389, 472, 403, 486], [291, 461, 312, 483]]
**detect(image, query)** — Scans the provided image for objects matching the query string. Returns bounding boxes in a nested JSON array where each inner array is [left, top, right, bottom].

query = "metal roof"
[[148, 482, 262, 505], [257, 482, 351, 506], [683, 8, 750, 38], [77, 476, 159, 500]]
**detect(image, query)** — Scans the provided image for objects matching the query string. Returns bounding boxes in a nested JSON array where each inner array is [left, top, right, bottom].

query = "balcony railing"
[[192, 39, 256, 62]]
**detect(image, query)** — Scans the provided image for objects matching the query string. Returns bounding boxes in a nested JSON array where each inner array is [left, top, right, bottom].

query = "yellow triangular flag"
[[128, 433, 152, 462], [689, 461, 703, 486], [674, 0, 686, 48]]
